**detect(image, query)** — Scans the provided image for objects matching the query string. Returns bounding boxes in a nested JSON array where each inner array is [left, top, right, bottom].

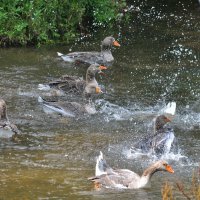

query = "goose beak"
[[98, 66, 107, 76], [164, 116, 171, 123], [165, 164, 174, 173], [99, 65, 107, 70], [96, 87, 102, 94], [113, 40, 120, 47]]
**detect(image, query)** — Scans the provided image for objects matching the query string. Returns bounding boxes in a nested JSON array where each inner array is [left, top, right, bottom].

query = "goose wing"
[[91, 169, 140, 188], [67, 51, 104, 64], [49, 75, 85, 94]]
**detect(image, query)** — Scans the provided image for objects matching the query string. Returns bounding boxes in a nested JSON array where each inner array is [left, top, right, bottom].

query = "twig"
[[176, 181, 191, 200]]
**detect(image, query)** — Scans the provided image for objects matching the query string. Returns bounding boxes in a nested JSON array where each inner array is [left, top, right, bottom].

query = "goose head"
[[101, 37, 120, 50], [84, 64, 107, 96], [155, 160, 174, 173], [155, 102, 176, 131], [155, 115, 171, 130], [143, 160, 174, 178], [86, 64, 107, 79]]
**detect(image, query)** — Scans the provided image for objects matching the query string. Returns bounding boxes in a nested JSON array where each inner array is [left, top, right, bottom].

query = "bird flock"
[[0, 36, 177, 190]]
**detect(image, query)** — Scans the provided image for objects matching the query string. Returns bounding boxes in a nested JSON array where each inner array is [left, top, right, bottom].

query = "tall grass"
[[162, 168, 200, 200]]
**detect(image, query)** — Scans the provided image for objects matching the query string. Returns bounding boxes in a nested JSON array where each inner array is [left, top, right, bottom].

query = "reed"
[[162, 168, 200, 200], [162, 181, 173, 200]]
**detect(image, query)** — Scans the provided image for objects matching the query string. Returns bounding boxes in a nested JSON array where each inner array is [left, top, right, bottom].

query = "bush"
[[0, 0, 126, 46]]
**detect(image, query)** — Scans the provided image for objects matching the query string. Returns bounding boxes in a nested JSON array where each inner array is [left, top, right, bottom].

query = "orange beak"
[[165, 164, 174, 173], [164, 116, 171, 123], [113, 40, 120, 47], [96, 87, 102, 94], [99, 65, 107, 70]]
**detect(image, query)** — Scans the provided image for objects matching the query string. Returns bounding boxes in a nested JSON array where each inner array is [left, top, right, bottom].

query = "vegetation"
[[0, 0, 126, 47], [162, 169, 200, 200], [162, 181, 173, 200]]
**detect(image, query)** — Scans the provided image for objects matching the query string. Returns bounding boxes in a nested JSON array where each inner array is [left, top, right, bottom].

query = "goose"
[[38, 64, 107, 98], [133, 102, 177, 156], [0, 99, 20, 138], [57, 36, 120, 65], [88, 151, 174, 189]]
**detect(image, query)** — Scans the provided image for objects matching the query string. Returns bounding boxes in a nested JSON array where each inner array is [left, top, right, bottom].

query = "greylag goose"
[[57, 36, 120, 65], [0, 99, 20, 138], [38, 64, 107, 98], [133, 102, 177, 156], [88, 151, 174, 189], [38, 96, 96, 118]]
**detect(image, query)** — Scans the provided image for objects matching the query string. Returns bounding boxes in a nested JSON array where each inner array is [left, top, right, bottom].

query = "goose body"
[[89, 152, 174, 189], [132, 102, 177, 156], [57, 37, 120, 65], [38, 64, 106, 98], [0, 99, 20, 138], [134, 127, 176, 156], [38, 96, 96, 117]]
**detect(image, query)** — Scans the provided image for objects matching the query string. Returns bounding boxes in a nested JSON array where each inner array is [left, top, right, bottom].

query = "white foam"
[[38, 84, 51, 91], [123, 147, 188, 164], [96, 99, 134, 121]]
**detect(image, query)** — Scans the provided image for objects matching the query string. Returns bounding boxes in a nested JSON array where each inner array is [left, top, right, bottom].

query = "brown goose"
[[57, 36, 120, 65], [132, 102, 177, 156], [44, 64, 107, 98], [0, 99, 20, 138], [88, 151, 174, 189]]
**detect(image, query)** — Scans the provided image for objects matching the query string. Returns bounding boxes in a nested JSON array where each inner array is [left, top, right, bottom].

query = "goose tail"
[[163, 102, 176, 118], [57, 52, 64, 57], [95, 151, 113, 176], [38, 96, 44, 103], [57, 52, 74, 62]]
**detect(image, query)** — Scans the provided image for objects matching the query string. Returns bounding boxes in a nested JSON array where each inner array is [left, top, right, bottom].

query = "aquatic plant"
[[162, 168, 200, 200], [0, 0, 126, 46], [162, 181, 173, 200]]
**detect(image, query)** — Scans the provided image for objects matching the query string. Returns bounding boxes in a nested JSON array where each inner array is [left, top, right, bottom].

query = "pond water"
[[0, 1, 200, 199]]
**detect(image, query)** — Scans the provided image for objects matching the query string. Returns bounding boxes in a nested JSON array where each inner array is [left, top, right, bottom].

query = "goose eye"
[[163, 163, 167, 167]]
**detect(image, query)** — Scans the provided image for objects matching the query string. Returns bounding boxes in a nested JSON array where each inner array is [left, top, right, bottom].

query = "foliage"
[[0, 0, 126, 47]]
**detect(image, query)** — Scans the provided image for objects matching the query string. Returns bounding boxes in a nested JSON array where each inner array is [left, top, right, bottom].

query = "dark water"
[[0, 2, 200, 199]]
